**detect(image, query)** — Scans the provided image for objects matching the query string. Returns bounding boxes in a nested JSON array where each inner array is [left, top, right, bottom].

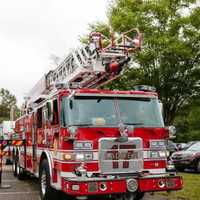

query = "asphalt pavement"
[[0, 165, 168, 200], [0, 166, 40, 200]]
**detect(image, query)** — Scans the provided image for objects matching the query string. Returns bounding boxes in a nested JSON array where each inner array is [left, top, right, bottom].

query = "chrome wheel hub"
[[16, 162, 20, 175], [41, 170, 47, 196]]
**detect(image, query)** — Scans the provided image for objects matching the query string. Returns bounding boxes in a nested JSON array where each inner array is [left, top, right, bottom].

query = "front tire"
[[196, 160, 200, 173], [16, 157, 26, 180], [134, 192, 144, 200], [175, 166, 185, 172], [39, 159, 60, 200], [114, 192, 145, 200], [12, 150, 17, 177]]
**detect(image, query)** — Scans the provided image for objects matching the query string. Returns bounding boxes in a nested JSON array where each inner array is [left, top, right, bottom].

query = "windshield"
[[187, 142, 200, 151], [60, 95, 164, 127]]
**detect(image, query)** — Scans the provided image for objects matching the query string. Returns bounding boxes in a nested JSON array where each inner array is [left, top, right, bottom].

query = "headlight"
[[150, 151, 159, 158], [76, 153, 85, 161], [145, 150, 167, 159], [63, 152, 93, 161], [150, 140, 166, 149], [76, 153, 93, 161], [74, 141, 93, 150], [84, 142, 93, 149], [159, 151, 167, 158], [75, 142, 84, 149]]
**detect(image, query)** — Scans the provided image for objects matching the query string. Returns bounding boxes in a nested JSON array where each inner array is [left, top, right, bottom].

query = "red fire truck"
[[12, 29, 182, 200]]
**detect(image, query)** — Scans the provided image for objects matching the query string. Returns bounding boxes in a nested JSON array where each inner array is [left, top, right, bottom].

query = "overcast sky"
[[0, 0, 108, 106]]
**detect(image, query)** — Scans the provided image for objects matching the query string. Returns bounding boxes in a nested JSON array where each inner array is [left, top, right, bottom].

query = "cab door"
[[31, 112, 37, 172]]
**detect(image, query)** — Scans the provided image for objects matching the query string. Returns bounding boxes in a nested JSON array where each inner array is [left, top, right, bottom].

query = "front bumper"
[[61, 174, 183, 196]]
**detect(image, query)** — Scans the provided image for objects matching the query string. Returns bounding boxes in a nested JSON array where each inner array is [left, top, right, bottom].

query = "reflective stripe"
[[60, 172, 77, 177], [143, 150, 167, 159], [53, 151, 99, 161], [12, 140, 24, 146], [145, 168, 166, 174]]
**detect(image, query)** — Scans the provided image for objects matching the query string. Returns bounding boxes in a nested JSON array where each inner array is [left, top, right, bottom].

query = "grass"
[[156, 172, 200, 200]]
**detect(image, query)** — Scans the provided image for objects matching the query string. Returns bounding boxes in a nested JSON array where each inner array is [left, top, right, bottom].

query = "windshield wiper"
[[68, 123, 93, 127], [122, 122, 144, 126]]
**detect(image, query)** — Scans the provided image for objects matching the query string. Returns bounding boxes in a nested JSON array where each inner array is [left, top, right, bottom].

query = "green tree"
[[0, 88, 18, 122], [175, 96, 200, 142], [107, 0, 200, 125], [79, 22, 111, 46]]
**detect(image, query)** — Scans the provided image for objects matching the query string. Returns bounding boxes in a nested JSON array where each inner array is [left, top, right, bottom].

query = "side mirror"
[[168, 126, 176, 139], [158, 100, 163, 116]]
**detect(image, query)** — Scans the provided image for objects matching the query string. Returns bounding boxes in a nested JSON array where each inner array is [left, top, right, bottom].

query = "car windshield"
[[187, 142, 200, 151], [60, 95, 164, 127]]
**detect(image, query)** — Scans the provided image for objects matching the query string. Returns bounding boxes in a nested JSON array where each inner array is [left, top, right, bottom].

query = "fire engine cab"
[[13, 29, 182, 200]]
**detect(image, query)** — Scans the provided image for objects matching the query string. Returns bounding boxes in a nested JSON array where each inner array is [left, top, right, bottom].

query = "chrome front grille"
[[99, 138, 143, 174]]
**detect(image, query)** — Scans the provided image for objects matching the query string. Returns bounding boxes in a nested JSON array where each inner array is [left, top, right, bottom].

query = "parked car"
[[171, 141, 200, 172], [183, 141, 200, 150]]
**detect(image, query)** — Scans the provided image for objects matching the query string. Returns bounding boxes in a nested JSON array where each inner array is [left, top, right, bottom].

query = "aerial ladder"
[[46, 28, 142, 89], [25, 28, 142, 109]]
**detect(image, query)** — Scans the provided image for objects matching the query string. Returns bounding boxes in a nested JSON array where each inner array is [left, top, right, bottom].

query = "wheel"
[[196, 160, 200, 173], [39, 159, 61, 200], [114, 192, 145, 200], [175, 166, 185, 172], [16, 157, 26, 180], [134, 192, 144, 200], [12, 151, 17, 177]]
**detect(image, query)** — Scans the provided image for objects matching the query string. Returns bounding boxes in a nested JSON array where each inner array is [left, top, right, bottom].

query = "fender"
[[39, 150, 62, 190], [39, 150, 54, 179]]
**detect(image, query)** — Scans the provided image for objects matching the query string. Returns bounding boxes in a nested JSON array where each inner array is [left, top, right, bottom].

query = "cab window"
[[52, 99, 59, 125], [37, 107, 43, 128]]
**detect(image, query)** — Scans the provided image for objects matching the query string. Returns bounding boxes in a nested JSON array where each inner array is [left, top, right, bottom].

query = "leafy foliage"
[[0, 88, 18, 122], [107, 0, 200, 125], [175, 96, 200, 142], [79, 22, 111, 46]]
